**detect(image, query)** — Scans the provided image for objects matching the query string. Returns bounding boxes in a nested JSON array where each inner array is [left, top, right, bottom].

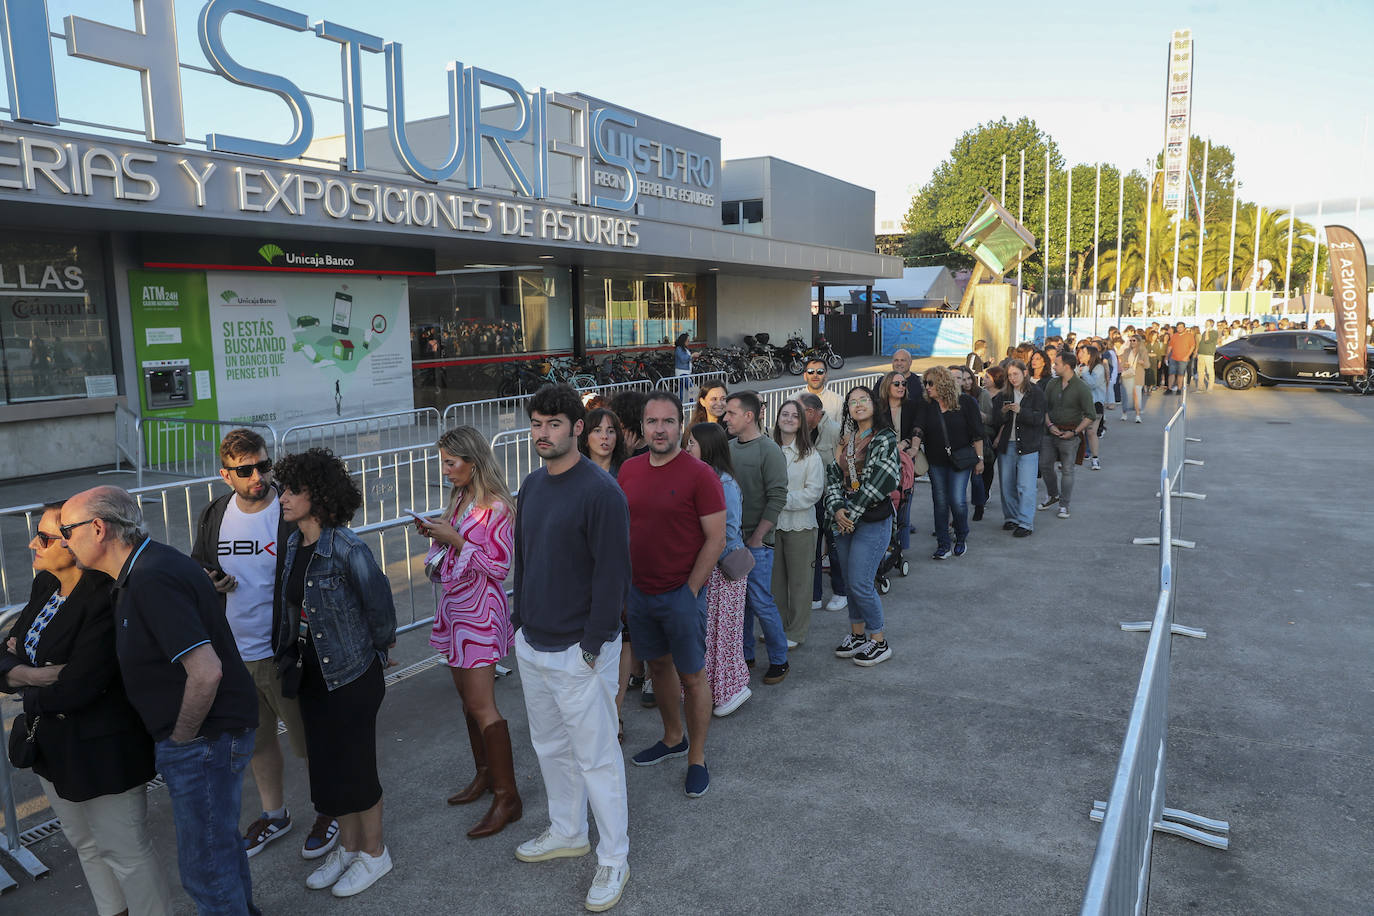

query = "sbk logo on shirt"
[[217, 540, 276, 557]]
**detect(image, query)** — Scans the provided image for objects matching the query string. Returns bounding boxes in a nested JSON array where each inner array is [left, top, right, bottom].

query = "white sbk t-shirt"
[[217, 495, 280, 662]]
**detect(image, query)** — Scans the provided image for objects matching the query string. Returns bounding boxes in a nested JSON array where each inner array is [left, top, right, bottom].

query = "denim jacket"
[[719, 472, 745, 560], [277, 526, 397, 691]]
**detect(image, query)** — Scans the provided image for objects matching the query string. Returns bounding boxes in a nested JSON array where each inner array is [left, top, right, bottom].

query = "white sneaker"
[[515, 829, 592, 863], [331, 847, 392, 898], [825, 595, 848, 611], [810, 599, 822, 610], [713, 686, 752, 718], [1119, 412, 1127, 421], [1057, 507, 1071, 519], [306, 847, 356, 890], [585, 862, 630, 912], [1135, 415, 1142, 424], [1090, 457, 1100, 470]]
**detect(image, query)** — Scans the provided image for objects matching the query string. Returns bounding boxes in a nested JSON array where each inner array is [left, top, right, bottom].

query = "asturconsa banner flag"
[[1324, 226, 1369, 376]]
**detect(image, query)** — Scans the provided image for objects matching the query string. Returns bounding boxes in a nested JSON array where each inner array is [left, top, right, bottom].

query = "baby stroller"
[[874, 444, 917, 595]]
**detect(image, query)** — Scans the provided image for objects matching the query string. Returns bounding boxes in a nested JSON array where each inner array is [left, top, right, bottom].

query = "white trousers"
[[515, 629, 629, 867], [40, 777, 174, 916]]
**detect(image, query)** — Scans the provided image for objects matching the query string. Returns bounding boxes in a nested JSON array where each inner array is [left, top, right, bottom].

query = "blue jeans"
[[998, 449, 1039, 530], [743, 545, 789, 665], [812, 502, 846, 600], [833, 519, 887, 634], [155, 729, 259, 916], [928, 464, 971, 551]]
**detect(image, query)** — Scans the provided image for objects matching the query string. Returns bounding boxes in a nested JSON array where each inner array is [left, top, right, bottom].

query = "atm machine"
[[142, 358, 194, 409]]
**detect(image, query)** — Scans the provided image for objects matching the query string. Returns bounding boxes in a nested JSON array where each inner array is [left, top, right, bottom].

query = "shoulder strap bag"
[[935, 406, 980, 470]]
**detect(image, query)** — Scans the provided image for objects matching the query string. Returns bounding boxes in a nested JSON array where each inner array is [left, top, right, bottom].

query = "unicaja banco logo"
[[258, 243, 284, 264]]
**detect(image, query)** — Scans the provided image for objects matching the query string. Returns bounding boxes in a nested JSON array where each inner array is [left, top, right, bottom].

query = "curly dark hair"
[[273, 447, 362, 528]]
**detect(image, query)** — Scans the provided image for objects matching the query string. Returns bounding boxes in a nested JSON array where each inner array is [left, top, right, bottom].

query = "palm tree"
[[1094, 202, 1198, 293]]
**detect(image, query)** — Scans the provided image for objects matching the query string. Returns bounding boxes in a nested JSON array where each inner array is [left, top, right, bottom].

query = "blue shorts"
[[1168, 358, 1188, 376], [627, 583, 706, 674]]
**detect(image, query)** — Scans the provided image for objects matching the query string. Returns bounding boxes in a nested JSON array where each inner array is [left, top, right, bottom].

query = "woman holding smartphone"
[[416, 426, 521, 838]]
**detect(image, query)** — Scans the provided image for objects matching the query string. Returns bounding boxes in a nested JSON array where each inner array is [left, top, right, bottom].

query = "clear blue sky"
[[45, 0, 1374, 238]]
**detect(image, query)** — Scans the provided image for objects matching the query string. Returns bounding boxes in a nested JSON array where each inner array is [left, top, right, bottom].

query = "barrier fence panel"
[[348, 514, 443, 637], [345, 444, 447, 527], [1082, 399, 1227, 915], [140, 418, 278, 480], [0, 716, 49, 887], [489, 429, 539, 497], [111, 403, 143, 488], [278, 407, 441, 457]]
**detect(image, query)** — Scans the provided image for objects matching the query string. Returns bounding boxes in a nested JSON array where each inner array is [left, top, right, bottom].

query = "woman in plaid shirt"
[[824, 385, 901, 668]]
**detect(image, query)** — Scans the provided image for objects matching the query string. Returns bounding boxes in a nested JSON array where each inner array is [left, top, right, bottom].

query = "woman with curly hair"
[[911, 365, 984, 560], [415, 426, 521, 838], [825, 384, 900, 667], [273, 448, 397, 898], [578, 407, 629, 477]]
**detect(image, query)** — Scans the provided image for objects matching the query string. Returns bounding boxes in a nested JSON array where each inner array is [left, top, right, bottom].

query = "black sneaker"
[[762, 662, 789, 685], [1002, 521, 1018, 531], [1013, 526, 1033, 538], [627, 675, 644, 691], [972, 505, 984, 521], [852, 640, 892, 667], [244, 810, 292, 858], [932, 546, 952, 560], [834, 633, 867, 658]]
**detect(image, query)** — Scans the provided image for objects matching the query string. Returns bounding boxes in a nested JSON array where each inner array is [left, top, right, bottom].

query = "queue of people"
[[3, 334, 1183, 914]]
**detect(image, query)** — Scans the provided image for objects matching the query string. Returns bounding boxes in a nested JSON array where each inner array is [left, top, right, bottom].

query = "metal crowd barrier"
[[489, 428, 539, 497], [110, 403, 144, 489], [278, 407, 442, 457], [1082, 394, 1227, 915], [0, 732, 49, 891]]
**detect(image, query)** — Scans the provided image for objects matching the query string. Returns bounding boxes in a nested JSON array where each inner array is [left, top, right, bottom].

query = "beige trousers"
[[40, 777, 174, 916], [772, 527, 818, 643]]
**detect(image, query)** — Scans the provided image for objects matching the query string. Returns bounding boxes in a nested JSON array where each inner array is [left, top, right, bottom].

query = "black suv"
[[1214, 329, 1373, 393]]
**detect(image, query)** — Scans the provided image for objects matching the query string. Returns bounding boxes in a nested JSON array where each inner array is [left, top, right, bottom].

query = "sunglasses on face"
[[892, 381, 906, 387], [805, 369, 826, 375], [58, 518, 97, 539], [224, 459, 273, 479], [34, 531, 62, 547]]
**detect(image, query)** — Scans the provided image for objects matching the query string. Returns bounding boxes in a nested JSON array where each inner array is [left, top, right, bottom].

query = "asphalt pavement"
[[3, 380, 1372, 914]]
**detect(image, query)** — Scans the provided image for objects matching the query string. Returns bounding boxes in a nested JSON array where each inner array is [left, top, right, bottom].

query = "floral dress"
[[427, 500, 515, 668]]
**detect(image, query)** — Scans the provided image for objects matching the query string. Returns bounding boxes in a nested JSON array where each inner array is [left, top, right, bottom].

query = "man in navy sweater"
[[510, 384, 632, 913]]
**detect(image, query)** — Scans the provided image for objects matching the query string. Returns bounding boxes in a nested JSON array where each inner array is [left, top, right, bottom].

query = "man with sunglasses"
[[792, 358, 843, 419], [190, 429, 338, 863]]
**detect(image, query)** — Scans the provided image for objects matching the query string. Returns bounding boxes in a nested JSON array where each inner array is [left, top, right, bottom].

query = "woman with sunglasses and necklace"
[[911, 366, 985, 560], [1, 500, 173, 915], [826, 385, 900, 667]]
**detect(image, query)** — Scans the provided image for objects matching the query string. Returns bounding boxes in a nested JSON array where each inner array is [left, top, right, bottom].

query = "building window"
[[582, 271, 702, 351], [0, 231, 115, 406], [721, 199, 764, 235]]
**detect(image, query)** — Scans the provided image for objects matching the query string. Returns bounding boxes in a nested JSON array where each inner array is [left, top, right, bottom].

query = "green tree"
[[901, 116, 1062, 288]]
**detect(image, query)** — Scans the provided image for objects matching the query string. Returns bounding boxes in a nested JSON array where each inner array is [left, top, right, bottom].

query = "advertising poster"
[[128, 269, 414, 430], [204, 272, 412, 427]]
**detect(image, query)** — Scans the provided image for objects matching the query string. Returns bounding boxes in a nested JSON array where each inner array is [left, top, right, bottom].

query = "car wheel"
[[1223, 361, 1256, 390], [1350, 374, 1372, 395]]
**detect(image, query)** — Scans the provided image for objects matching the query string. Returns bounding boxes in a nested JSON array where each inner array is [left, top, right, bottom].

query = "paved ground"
[[3, 380, 1372, 914]]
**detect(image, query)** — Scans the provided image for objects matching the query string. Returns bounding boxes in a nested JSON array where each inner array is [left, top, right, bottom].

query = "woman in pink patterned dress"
[[414, 426, 520, 839], [684, 422, 751, 717]]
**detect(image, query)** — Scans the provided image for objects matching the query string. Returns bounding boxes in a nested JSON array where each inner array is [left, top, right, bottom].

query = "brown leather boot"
[[447, 712, 490, 805], [467, 720, 522, 838]]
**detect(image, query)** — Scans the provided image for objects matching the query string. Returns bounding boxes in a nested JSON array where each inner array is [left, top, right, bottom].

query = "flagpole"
[[1307, 201, 1323, 328], [1224, 183, 1239, 317], [1283, 199, 1295, 305], [1092, 163, 1102, 336], [1043, 149, 1050, 344], [1114, 172, 1124, 322], [1018, 148, 1026, 342], [1195, 139, 1209, 311], [1171, 214, 1182, 317], [1356, 114, 1369, 230], [1250, 205, 1263, 315], [1064, 167, 1073, 332], [1143, 161, 1155, 320]]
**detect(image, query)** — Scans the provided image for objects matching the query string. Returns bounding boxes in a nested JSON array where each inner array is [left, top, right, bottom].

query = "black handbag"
[[8, 712, 39, 769], [859, 499, 893, 523], [936, 407, 980, 470]]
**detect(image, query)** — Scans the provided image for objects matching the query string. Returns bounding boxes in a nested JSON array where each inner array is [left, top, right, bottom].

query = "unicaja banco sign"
[[0, 0, 716, 217]]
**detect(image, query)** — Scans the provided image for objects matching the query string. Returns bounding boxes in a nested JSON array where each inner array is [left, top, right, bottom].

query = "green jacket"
[[1045, 374, 1096, 428]]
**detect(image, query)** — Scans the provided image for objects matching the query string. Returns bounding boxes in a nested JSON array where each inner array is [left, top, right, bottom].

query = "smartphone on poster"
[[331, 291, 353, 335]]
